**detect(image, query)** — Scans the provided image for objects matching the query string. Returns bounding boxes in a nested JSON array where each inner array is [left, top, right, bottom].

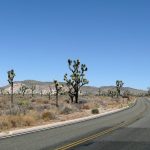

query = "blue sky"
[[0, 0, 150, 90]]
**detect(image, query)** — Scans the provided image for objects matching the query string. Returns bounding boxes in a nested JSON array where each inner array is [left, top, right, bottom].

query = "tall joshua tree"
[[7, 69, 15, 108], [116, 80, 124, 97], [54, 80, 63, 107], [64, 59, 89, 103]]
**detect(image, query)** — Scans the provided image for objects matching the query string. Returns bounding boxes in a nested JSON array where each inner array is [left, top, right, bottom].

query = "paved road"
[[0, 98, 149, 150]]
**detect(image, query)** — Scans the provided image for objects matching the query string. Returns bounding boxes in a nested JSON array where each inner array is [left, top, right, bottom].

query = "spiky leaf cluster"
[[54, 80, 63, 93], [20, 84, 28, 95], [31, 85, 36, 91], [116, 80, 124, 96], [108, 90, 117, 97], [7, 69, 15, 85]]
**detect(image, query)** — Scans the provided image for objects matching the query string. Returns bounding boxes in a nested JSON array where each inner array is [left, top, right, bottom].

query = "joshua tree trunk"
[[32, 91, 33, 97], [48, 93, 51, 100], [70, 95, 74, 103], [56, 92, 58, 107], [68, 92, 74, 103], [11, 83, 13, 108], [7, 69, 15, 111], [75, 91, 78, 103], [75, 86, 79, 103], [40, 91, 43, 97]]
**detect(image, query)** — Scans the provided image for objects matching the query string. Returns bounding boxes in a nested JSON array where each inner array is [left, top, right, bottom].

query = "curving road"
[[0, 98, 150, 150]]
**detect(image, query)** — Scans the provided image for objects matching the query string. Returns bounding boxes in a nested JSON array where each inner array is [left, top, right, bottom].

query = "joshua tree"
[[98, 88, 101, 96], [64, 59, 89, 103], [40, 90, 43, 97], [68, 86, 75, 103], [47, 86, 52, 100], [108, 90, 114, 98], [7, 69, 15, 108], [54, 80, 63, 107], [116, 80, 124, 97], [30, 85, 36, 97], [147, 87, 150, 96], [122, 90, 130, 100], [0, 87, 5, 95], [20, 84, 28, 96], [39, 87, 43, 97]]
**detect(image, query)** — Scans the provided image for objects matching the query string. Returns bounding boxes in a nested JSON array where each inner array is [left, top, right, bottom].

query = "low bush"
[[0, 115, 36, 131], [60, 106, 72, 115], [42, 111, 55, 121], [0, 116, 10, 130], [91, 108, 99, 114], [82, 105, 90, 110], [9, 116, 21, 128], [22, 116, 35, 126]]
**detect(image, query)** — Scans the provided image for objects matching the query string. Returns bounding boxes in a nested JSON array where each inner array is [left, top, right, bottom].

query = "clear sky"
[[0, 0, 150, 90]]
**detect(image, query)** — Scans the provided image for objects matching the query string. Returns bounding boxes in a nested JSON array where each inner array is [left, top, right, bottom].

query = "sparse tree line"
[[98, 80, 131, 100], [0, 59, 89, 109], [1, 59, 149, 111], [98, 80, 126, 98]]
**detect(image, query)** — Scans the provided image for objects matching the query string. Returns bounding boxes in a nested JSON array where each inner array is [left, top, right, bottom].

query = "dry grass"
[[0, 94, 135, 132], [42, 111, 56, 121], [0, 115, 35, 131]]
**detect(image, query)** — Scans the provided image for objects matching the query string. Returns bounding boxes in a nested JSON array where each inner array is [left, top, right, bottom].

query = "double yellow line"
[[55, 122, 125, 150], [55, 103, 148, 150]]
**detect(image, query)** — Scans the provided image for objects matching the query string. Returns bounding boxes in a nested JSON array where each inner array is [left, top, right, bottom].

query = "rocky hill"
[[81, 86, 147, 96], [1, 80, 147, 95]]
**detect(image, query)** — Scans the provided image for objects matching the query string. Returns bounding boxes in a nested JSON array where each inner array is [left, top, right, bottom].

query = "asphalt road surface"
[[0, 98, 149, 150]]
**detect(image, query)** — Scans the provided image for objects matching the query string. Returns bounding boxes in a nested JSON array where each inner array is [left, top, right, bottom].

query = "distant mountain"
[[1, 80, 147, 95], [14, 80, 53, 86], [81, 86, 147, 95]]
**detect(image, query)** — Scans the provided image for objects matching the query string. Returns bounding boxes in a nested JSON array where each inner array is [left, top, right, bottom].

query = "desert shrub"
[[22, 116, 35, 126], [91, 108, 99, 114], [43, 100, 49, 104], [78, 99, 87, 104], [82, 104, 90, 110], [42, 111, 55, 121], [31, 99, 36, 103], [43, 104, 50, 110], [0, 116, 10, 130], [9, 116, 21, 128], [60, 106, 73, 115], [18, 100, 29, 106], [35, 105, 50, 112], [0, 115, 36, 131], [28, 105, 34, 110], [18, 100, 30, 115], [36, 99, 49, 104], [94, 103, 100, 109]]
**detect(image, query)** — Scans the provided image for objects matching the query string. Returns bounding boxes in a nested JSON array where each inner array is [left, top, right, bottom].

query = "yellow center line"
[[55, 104, 148, 150], [55, 122, 126, 150]]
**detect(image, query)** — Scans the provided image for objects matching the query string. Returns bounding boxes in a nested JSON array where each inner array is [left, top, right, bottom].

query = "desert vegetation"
[[0, 59, 137, 132]]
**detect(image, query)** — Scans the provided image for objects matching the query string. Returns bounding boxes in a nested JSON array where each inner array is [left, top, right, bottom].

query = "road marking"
[[55, 102, 148, 150], [55, 122, 125, 150]]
